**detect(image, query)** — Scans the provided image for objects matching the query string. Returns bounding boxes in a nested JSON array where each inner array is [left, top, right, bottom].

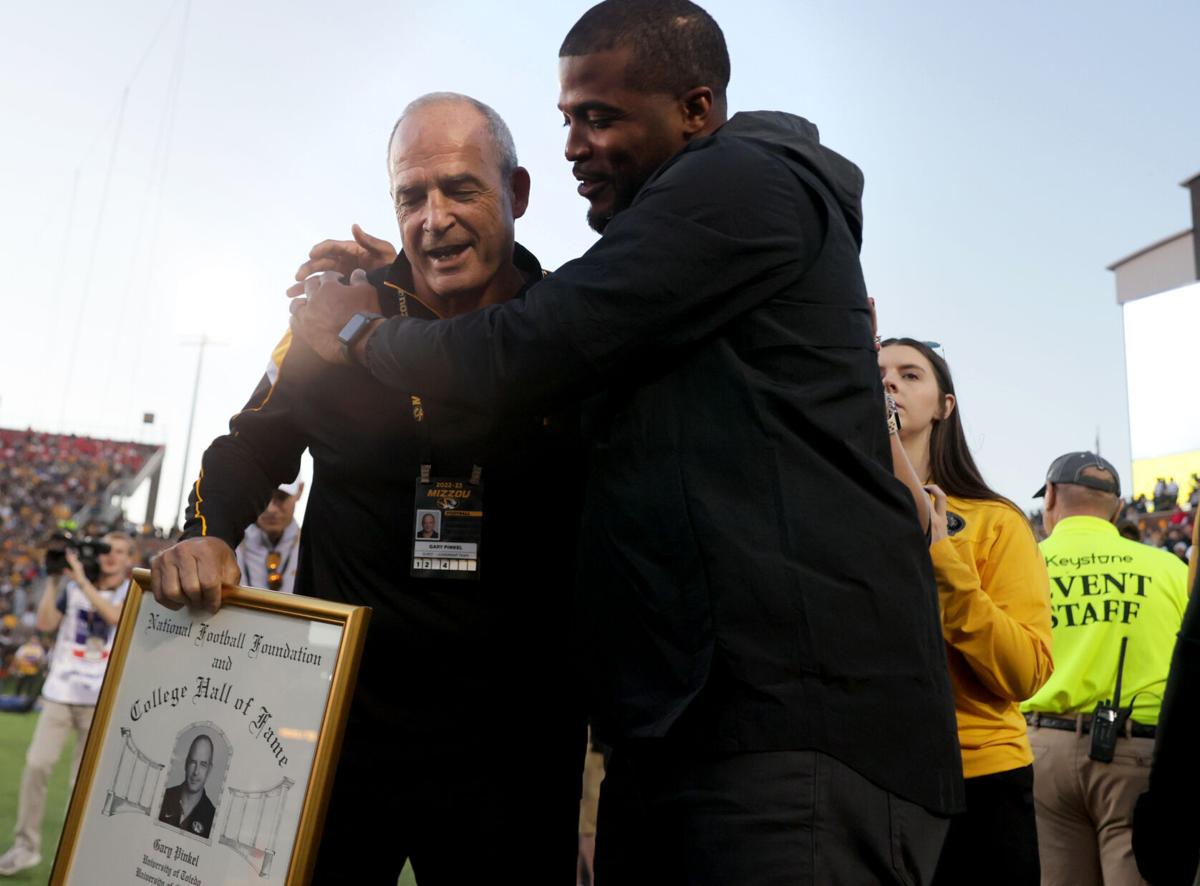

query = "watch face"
[[338, 314, 367, 346]]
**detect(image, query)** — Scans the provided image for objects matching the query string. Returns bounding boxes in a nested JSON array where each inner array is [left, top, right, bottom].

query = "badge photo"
[[411, 478, 483, 579]]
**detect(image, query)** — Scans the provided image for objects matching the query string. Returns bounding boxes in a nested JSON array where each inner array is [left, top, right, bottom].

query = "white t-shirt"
[[41, 577, 130, 706]]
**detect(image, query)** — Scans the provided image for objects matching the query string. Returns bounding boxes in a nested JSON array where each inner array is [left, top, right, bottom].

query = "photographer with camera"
[[0, 531, 134, 877]]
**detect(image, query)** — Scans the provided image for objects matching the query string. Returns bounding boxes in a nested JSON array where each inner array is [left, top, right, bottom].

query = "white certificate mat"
[[53, 570, 369, 886]]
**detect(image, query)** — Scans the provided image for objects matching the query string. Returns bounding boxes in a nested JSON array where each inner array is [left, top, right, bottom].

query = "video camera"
[[44, 532, 110, 584]]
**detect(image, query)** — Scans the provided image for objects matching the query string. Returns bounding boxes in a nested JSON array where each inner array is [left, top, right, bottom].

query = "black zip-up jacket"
[[359, 111, 964, 813], [183, 245, 584, 755], [1133, 564, 1200, 884]]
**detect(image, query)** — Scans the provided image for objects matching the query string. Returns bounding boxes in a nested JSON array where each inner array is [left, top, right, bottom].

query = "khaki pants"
[[13, 699, 94, 854], [1028, 723, 1153, 886]]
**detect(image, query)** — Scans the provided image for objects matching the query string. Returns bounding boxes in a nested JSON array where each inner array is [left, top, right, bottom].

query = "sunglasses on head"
[[881, 338, 948, 361], [921, 341, 947, 361]]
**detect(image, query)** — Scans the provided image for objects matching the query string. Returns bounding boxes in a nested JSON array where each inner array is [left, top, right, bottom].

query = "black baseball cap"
[[1033, 451, 1121, 498]]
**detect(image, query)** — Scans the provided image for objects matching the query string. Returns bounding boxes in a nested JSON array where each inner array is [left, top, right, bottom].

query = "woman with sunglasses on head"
[[879, 338, 1054, 886]]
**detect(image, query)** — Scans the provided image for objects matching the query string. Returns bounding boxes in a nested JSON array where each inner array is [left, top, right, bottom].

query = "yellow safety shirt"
[[1022, 515, 1189, 725]]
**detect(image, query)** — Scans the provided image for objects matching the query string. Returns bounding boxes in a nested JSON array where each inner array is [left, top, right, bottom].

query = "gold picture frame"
[[50, 568, 370, 885]]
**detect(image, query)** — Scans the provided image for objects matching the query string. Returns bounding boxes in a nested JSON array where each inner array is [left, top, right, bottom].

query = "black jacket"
[[183, 246, 584, 754], [1133, 564, 1200, 884], [158, 784, 216, 838], [363, 111, 962, 813]]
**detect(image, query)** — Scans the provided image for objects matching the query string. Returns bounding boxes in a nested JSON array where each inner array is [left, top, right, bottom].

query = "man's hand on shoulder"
[[150, 537, 241, 612], [288, 269, 380, 366], [286, 224, 397, 297]]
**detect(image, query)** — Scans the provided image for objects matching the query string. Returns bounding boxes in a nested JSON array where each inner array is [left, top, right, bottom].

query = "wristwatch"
[[337, 312, 384, 365]]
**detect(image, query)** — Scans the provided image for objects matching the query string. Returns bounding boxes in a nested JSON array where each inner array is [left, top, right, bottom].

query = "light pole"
[[173, 334, 224, 531]]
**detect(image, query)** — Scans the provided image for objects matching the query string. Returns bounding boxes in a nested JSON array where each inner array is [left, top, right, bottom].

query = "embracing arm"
[[932, 509, 1054, 701], [364, 141, 824, 414]]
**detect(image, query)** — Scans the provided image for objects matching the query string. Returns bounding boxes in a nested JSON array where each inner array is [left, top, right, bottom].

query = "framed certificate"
[[51, 568, 370, 885]]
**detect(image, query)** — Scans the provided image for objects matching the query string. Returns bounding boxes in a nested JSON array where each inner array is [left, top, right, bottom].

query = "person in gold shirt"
[[881, 338, 1054, 885]]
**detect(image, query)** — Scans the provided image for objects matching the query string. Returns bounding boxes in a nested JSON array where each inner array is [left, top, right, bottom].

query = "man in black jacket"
[[1133, 543, 1200, 885], [151, 94, 585, 884], [290, 2, 962, 883], [158, 734, 217, 839]]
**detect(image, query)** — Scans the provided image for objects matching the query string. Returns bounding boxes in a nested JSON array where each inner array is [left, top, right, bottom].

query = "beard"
[[587, 207, 613, 234], [585, 174, 645, 234]]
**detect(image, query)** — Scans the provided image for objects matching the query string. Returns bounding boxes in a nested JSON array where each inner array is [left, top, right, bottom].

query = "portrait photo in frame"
[[51, 568, 370, 885], [155, 721, 231, 844]]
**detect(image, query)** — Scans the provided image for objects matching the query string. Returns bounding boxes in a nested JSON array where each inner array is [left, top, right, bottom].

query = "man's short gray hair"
[[387, 92, 518, 179]]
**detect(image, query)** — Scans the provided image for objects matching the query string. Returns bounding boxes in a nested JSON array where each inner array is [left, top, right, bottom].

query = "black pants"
[[310, 725, 583, 885], [595, 745, 950, 886], [931, 764, 1039, 886]]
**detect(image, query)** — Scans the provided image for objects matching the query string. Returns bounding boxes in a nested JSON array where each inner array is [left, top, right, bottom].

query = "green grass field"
[[0, 708, 72, 884], [0, 707, 417, 885]]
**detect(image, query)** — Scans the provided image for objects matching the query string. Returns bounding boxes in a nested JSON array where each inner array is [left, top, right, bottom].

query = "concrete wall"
[[1112, 230, 1195, 305]]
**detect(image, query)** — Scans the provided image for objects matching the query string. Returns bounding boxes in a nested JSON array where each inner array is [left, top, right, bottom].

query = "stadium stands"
[[0, 428, 165, 690]]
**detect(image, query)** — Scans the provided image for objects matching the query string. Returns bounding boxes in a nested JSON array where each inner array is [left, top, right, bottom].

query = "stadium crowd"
[[0, 428, 164, 696], [1029, 474, 1198, 564]]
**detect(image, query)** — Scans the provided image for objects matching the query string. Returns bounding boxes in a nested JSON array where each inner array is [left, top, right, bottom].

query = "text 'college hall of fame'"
[[53, 570, 368, 886]]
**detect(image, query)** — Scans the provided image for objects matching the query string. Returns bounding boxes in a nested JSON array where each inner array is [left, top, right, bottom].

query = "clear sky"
[[1, 0, 1197, 528]]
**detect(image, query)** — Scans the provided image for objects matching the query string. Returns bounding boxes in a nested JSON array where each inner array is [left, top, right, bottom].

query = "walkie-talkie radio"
[[1089, 636, 1132, 763]]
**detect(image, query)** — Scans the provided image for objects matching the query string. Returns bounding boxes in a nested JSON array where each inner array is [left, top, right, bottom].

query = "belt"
[[1024, 711, 1156, 740]]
